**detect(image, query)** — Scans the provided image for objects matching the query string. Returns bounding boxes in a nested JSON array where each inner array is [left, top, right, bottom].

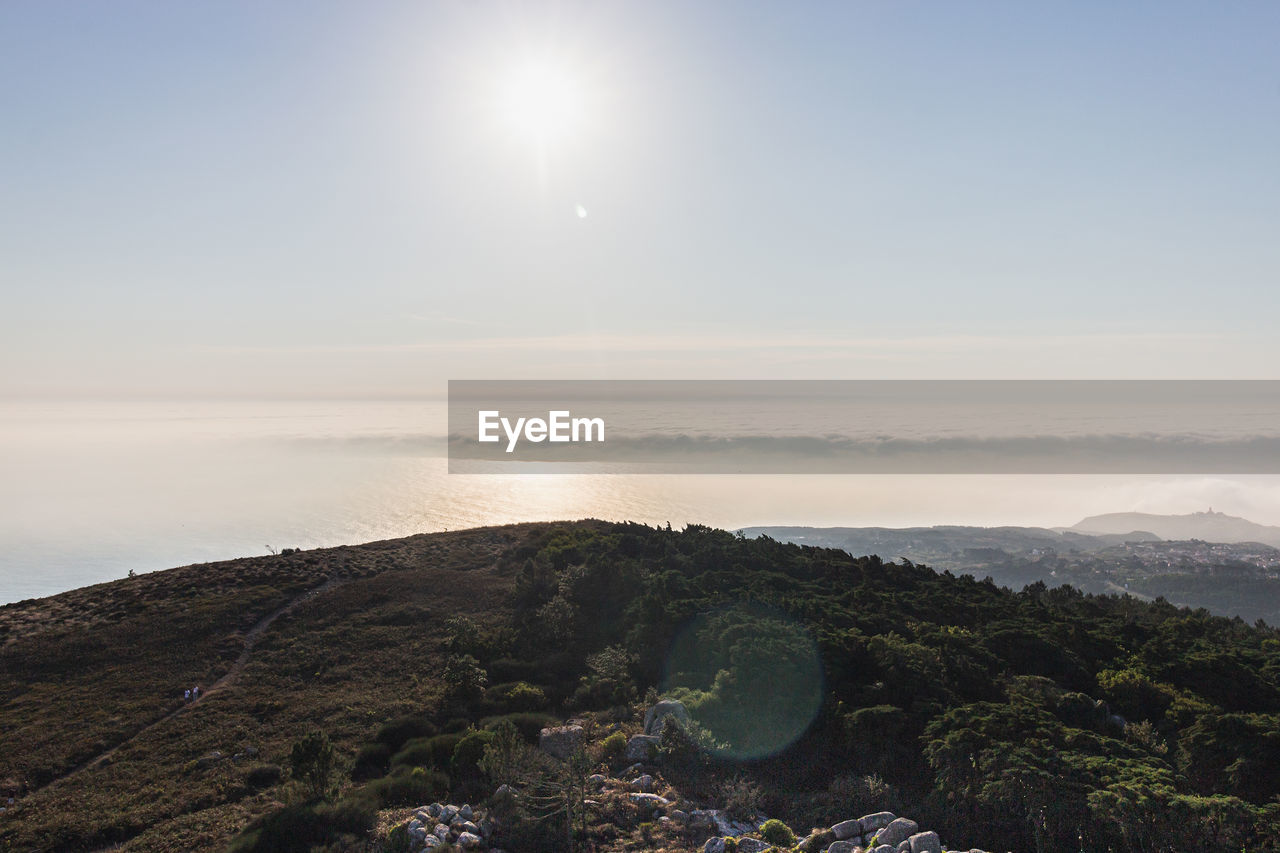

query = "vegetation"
[[4, 520, 1280, 851]]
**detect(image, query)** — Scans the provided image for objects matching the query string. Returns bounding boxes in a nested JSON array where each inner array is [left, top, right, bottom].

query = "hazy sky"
[[3, 1, 1279, 396]]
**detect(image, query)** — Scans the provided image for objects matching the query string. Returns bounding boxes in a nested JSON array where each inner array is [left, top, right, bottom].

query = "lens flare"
[[660, 602, 824, 759]]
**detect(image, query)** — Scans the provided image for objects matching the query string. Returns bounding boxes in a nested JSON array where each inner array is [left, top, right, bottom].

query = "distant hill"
[[1069, 509, 1280, 547], [744, 522, 1280, 625]]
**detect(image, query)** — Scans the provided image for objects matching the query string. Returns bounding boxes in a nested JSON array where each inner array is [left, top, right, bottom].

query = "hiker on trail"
[[184, 689, 191, 701], [193, 685, 201, 700]]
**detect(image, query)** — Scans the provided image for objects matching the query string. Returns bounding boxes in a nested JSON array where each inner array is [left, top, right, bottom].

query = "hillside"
[[745, 523, 1280, 625], [1070, 509, 1280, 548], [3, 522, 1280, 852]]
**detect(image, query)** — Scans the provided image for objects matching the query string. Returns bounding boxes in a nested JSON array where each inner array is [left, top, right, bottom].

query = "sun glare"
[[498, 57, 585, 146]]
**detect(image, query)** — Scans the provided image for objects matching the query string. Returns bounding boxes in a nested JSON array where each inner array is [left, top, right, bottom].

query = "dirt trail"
[[35, 573, 349, 792]]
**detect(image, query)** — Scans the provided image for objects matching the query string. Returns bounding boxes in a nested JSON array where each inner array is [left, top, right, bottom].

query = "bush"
[[351, 742, 392, 781], [719, 774, 763, 820], [365, 766, 449, 808], [391, 733, 463, 771], [480, 712, 559, 742], [228, 795, 375, 853], [802, 828, 836, 851], [760, 818, 796, 847], [245, 763, 283, 790], [385, 823, 412, 853], [375, 715, 438, 752], [290, 730, 337, 800], [451, 728, 496, 781], [487, 680, 549, 712], [600, 731, 627, 762]]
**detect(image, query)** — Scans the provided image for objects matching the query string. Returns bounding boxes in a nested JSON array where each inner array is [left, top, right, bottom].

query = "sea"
[[4, 397, 1280, 605]]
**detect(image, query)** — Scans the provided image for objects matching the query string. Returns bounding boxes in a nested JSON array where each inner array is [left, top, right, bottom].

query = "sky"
[[3, 1, 1280, 397]]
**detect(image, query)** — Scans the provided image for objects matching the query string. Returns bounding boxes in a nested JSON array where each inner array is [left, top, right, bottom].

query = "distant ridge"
[[1069, 509, 1280, 548]]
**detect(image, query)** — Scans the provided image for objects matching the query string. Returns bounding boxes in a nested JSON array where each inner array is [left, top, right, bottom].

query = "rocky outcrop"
[[642, 698, 690, 736], [537, 724, 584, 759], [787, 811, 991, 853], [398, 801, 501, 852], [626, 733, 660, 761]]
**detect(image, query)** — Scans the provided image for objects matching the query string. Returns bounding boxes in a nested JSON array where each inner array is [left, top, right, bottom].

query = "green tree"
[[289, 730, 338, 801], [443, 653, 488, 700]]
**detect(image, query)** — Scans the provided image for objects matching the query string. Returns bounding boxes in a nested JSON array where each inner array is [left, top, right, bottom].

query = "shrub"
[[719, 774, 763, 820], [487, 680, 549, 712], [481, 712, 559, 742], [290, 730, 337, 800], [385, 823, 412, 853], [391, 733, 463, 771], [760, 818, 796, 847], [803, 828, 836, 851], [600, 730, 627, 762], [443, 653, 488, 699], [245, 763, 283, 790], [375, 715, 438, 752], [451, 728, 496, 781], [351, 742, 392, 781], [479, 719, 545, 786], [365, 766, 449, 808], [228, 795, 375, 853]]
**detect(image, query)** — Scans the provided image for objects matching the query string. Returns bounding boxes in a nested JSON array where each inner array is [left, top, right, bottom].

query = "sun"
[[498, 56, 585, 147]]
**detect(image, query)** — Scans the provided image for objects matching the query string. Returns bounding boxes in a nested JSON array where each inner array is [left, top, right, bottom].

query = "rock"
[[737, 840, 771, 853], [456, 831, 483, 848], [872, 847, 894, 853], [433, 823, 450, 840], [827, 842, 860, 853], [631, 773, 655, 792], [897, 841, 911, 853], [704, 839, 727, 853], [629, 793, 671, 808], [440, 805, 459, 824], [669, 809, 689, 823], [459, 803, 473, 820], [587, 773, 607, 788], [696, 808, 759, 836], [876, 818, 919, 848], [860, 812, 896, 833], [626, 734, 661, 761], [196, 750, 225, 769], [909, 831, 942, 853], [457, 820, 479, 835], [427, 803, 443, 818], [643, 698, 691, 736], [831, 819, 861, 840], [422, 837, 440, 849], [623, 762, 645, 776], [538, 725, 585, 760]]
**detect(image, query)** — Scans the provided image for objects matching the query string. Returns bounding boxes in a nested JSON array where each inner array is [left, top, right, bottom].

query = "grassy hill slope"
[[4, 521, 1280, 852]]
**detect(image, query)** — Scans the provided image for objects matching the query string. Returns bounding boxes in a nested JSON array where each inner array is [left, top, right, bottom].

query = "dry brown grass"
[[0, 522, 570, 852]]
